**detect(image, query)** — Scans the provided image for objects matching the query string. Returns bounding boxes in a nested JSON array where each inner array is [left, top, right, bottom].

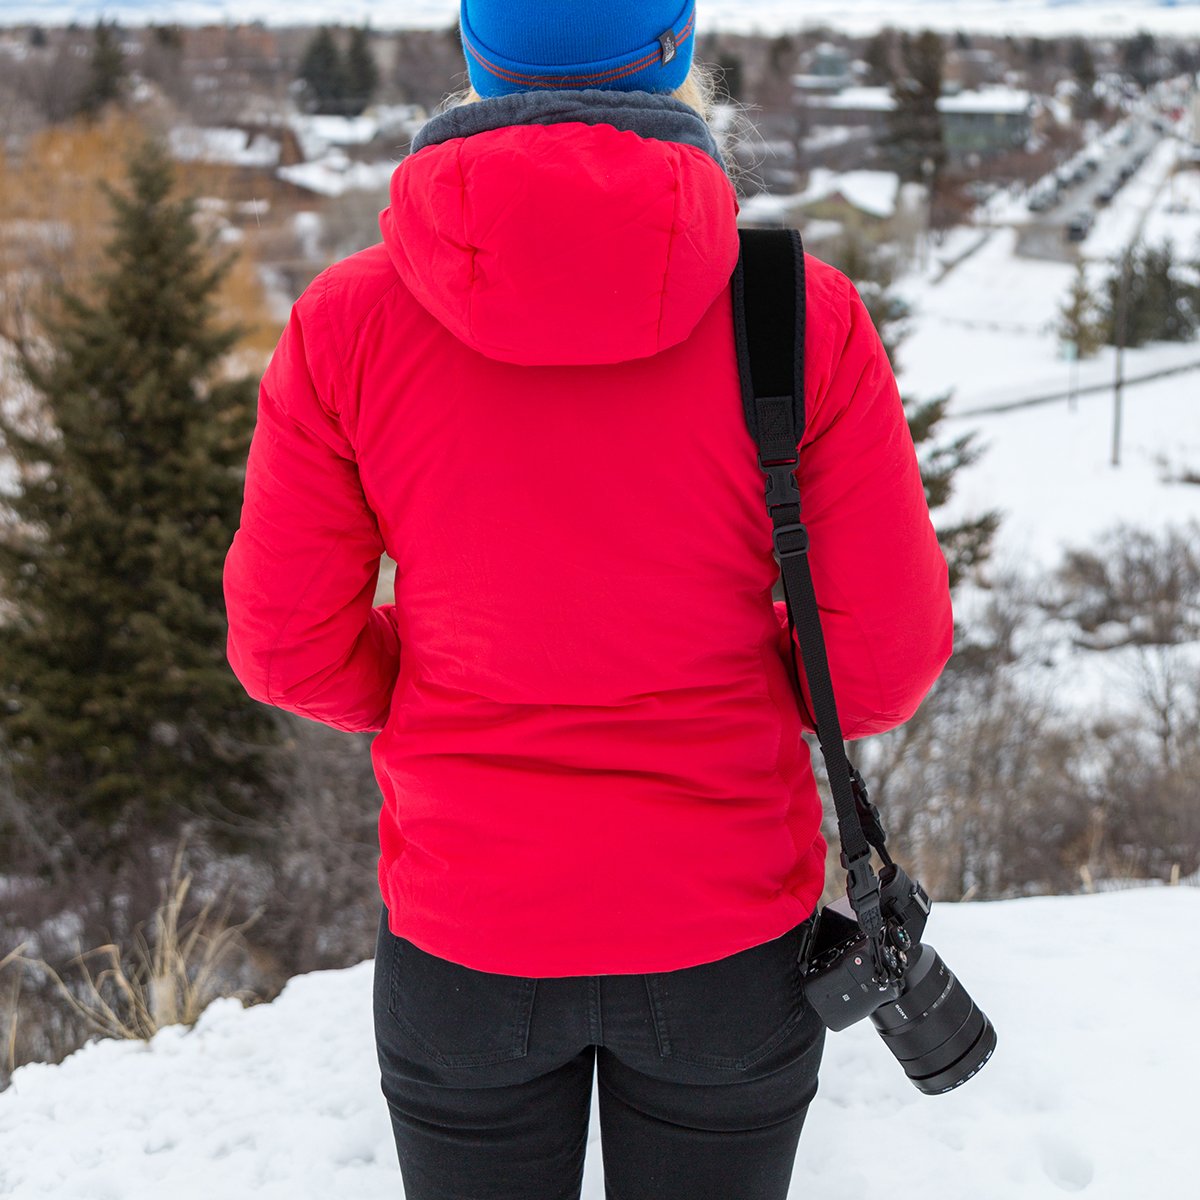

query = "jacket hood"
[[380, 89, 741, 367]]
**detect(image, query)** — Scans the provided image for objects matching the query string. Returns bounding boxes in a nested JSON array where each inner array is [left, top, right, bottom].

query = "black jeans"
[[372, 903, 826, 1200]]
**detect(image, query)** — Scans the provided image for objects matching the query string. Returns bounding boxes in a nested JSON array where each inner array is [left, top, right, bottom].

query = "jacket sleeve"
[[773, 271, 953, 740], [223, 291, 400, 733]]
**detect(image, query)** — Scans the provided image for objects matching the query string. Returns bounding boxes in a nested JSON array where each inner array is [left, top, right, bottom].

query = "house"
[[737, 168, 926, 261], [792, 43, 854, 94], [798, 85, 1034, 163], [938, 87, 1035, 160]]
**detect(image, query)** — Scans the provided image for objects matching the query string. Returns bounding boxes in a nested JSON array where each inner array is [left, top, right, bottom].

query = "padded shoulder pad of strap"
[[732, 228, 806, 456]]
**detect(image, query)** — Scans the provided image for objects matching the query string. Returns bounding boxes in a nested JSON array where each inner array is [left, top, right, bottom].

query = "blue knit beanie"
[[460, 0, 696, 98]]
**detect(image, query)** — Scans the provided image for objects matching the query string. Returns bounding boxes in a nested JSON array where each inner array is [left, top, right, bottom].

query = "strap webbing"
[[732, 228, 887, 946]]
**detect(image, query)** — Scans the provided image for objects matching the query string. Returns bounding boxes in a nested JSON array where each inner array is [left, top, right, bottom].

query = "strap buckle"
[[757, 455, 801, 511], [772, 522, 809, 558]]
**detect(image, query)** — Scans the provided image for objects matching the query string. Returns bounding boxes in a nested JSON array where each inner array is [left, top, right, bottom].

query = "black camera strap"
[[731, 227, 893, 963]]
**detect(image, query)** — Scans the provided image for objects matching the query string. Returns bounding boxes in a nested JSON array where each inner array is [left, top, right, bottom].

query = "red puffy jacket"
[[223, 99, 952, 977]]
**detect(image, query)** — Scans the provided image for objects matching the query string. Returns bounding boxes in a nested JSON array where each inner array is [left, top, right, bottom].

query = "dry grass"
[[9, 839, 262, 1044], [1, 944, 27, 1077]]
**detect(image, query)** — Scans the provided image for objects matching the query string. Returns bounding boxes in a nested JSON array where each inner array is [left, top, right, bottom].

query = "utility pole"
[[1064, 338, 1079, 411], [921, 155, 936, 272], [1112, 246, 1133, 468]]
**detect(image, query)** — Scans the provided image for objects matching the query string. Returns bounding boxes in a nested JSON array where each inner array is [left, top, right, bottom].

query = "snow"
[[810, 169, 901, 219], [12, 1, 1200, 37], [739, 169, 902, 223], [277, 152, 396, 198], [812, 87, 1035, 118], [0, 888, 1194, 1198], [816, 86, 896, 114], [168, 127, 281, 169], [802, 126, 864, 153], [938, 87, 1034, 116]]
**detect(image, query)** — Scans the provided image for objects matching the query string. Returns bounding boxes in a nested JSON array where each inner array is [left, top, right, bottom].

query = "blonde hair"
[[446, 59, 721, 124]]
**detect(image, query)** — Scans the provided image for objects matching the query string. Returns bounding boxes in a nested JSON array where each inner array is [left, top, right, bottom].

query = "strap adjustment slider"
[[772, 521, 809, 559]]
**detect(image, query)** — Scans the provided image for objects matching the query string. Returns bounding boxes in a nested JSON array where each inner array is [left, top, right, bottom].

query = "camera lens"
[[870, 944, 997, 1094]]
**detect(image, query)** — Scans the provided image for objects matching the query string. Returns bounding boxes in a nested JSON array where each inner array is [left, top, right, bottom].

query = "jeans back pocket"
[[386, 927, 538, 1068], [645, 920, 811, 1071]]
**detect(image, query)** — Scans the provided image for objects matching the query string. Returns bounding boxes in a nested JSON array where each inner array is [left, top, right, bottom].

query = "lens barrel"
[[870, 944, 996, 1094]]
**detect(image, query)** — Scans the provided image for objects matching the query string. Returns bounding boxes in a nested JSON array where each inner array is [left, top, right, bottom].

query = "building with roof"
[[796, 85, 1035, 163]]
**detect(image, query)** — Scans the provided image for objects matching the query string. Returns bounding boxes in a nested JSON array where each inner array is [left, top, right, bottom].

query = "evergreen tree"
[[768, 33, 797, 77], [1121, 31, 1158, 90], [887, 29, 947, 185], [1101, 241, 1198, 348], [1141, 241, 1198, 343], [298, 26, 349, 115], [862, 28, 895, 88], [1057, 261, 1105, 359], [824, 232, 997, 587], [1068, 38, 1097, 120], [151, 24, 184, 52], [344, 26, 380, 116], [0, 140, 279, 863], [76, 19, 126, 118], [906, 395, 999, 588]]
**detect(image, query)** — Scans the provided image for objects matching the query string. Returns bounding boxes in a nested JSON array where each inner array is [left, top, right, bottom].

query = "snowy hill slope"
[[0, 889, 1195, 1199], [10, 1, 1200, 36]]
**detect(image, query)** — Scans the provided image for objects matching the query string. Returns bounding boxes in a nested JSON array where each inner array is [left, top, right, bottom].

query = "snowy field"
[[10, 0, 1200, 37], [0, 888, 1194, 1199]]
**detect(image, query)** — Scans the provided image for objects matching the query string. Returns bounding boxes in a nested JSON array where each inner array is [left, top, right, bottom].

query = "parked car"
[[1066, 212, 1092, 242], [1028, 188, 1056, 213]]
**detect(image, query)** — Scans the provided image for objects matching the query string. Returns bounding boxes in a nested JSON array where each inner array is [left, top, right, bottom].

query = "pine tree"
[[1101, 241, 1198, 348], [76, 19, 126, 118], [887, 30, 947, 185], [1122, 31, 1158, 90], [1142, 241, 1198, 342], [344, 26, 380, 116], [298, 26, 349, 115], [862, 28, 895, 88], [0, 140, 279, 863], [905, 395, 1000, 588], [1058, 261, 1105, 359], [1068, 39, 1097, 120], [824, 232, 997, 588]]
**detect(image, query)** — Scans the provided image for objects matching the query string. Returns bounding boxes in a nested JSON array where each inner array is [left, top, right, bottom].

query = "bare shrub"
[[844, 529, 1200, 902], [854, 650, 1089, 901], [252, 718, 383, 972], [1083, 646, 1200, 882], [1045, 522, 1200, 649]]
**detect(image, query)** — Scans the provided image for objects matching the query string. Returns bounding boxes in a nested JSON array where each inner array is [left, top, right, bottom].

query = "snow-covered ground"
[[0, 888, 1194, 1199], [893, 129, 1200, 570], [11, 1, 1200, 38]]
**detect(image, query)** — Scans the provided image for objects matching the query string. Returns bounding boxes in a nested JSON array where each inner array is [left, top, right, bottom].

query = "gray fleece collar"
[[409, 88, 727, 172]]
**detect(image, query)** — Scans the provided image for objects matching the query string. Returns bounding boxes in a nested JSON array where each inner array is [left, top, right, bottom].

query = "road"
[[1014, 120, 1163, 261]]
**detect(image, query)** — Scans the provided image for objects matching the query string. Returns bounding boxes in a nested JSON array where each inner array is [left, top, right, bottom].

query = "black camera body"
[[798, 864, 996, 1095], [799, 863, 930, 1032]]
